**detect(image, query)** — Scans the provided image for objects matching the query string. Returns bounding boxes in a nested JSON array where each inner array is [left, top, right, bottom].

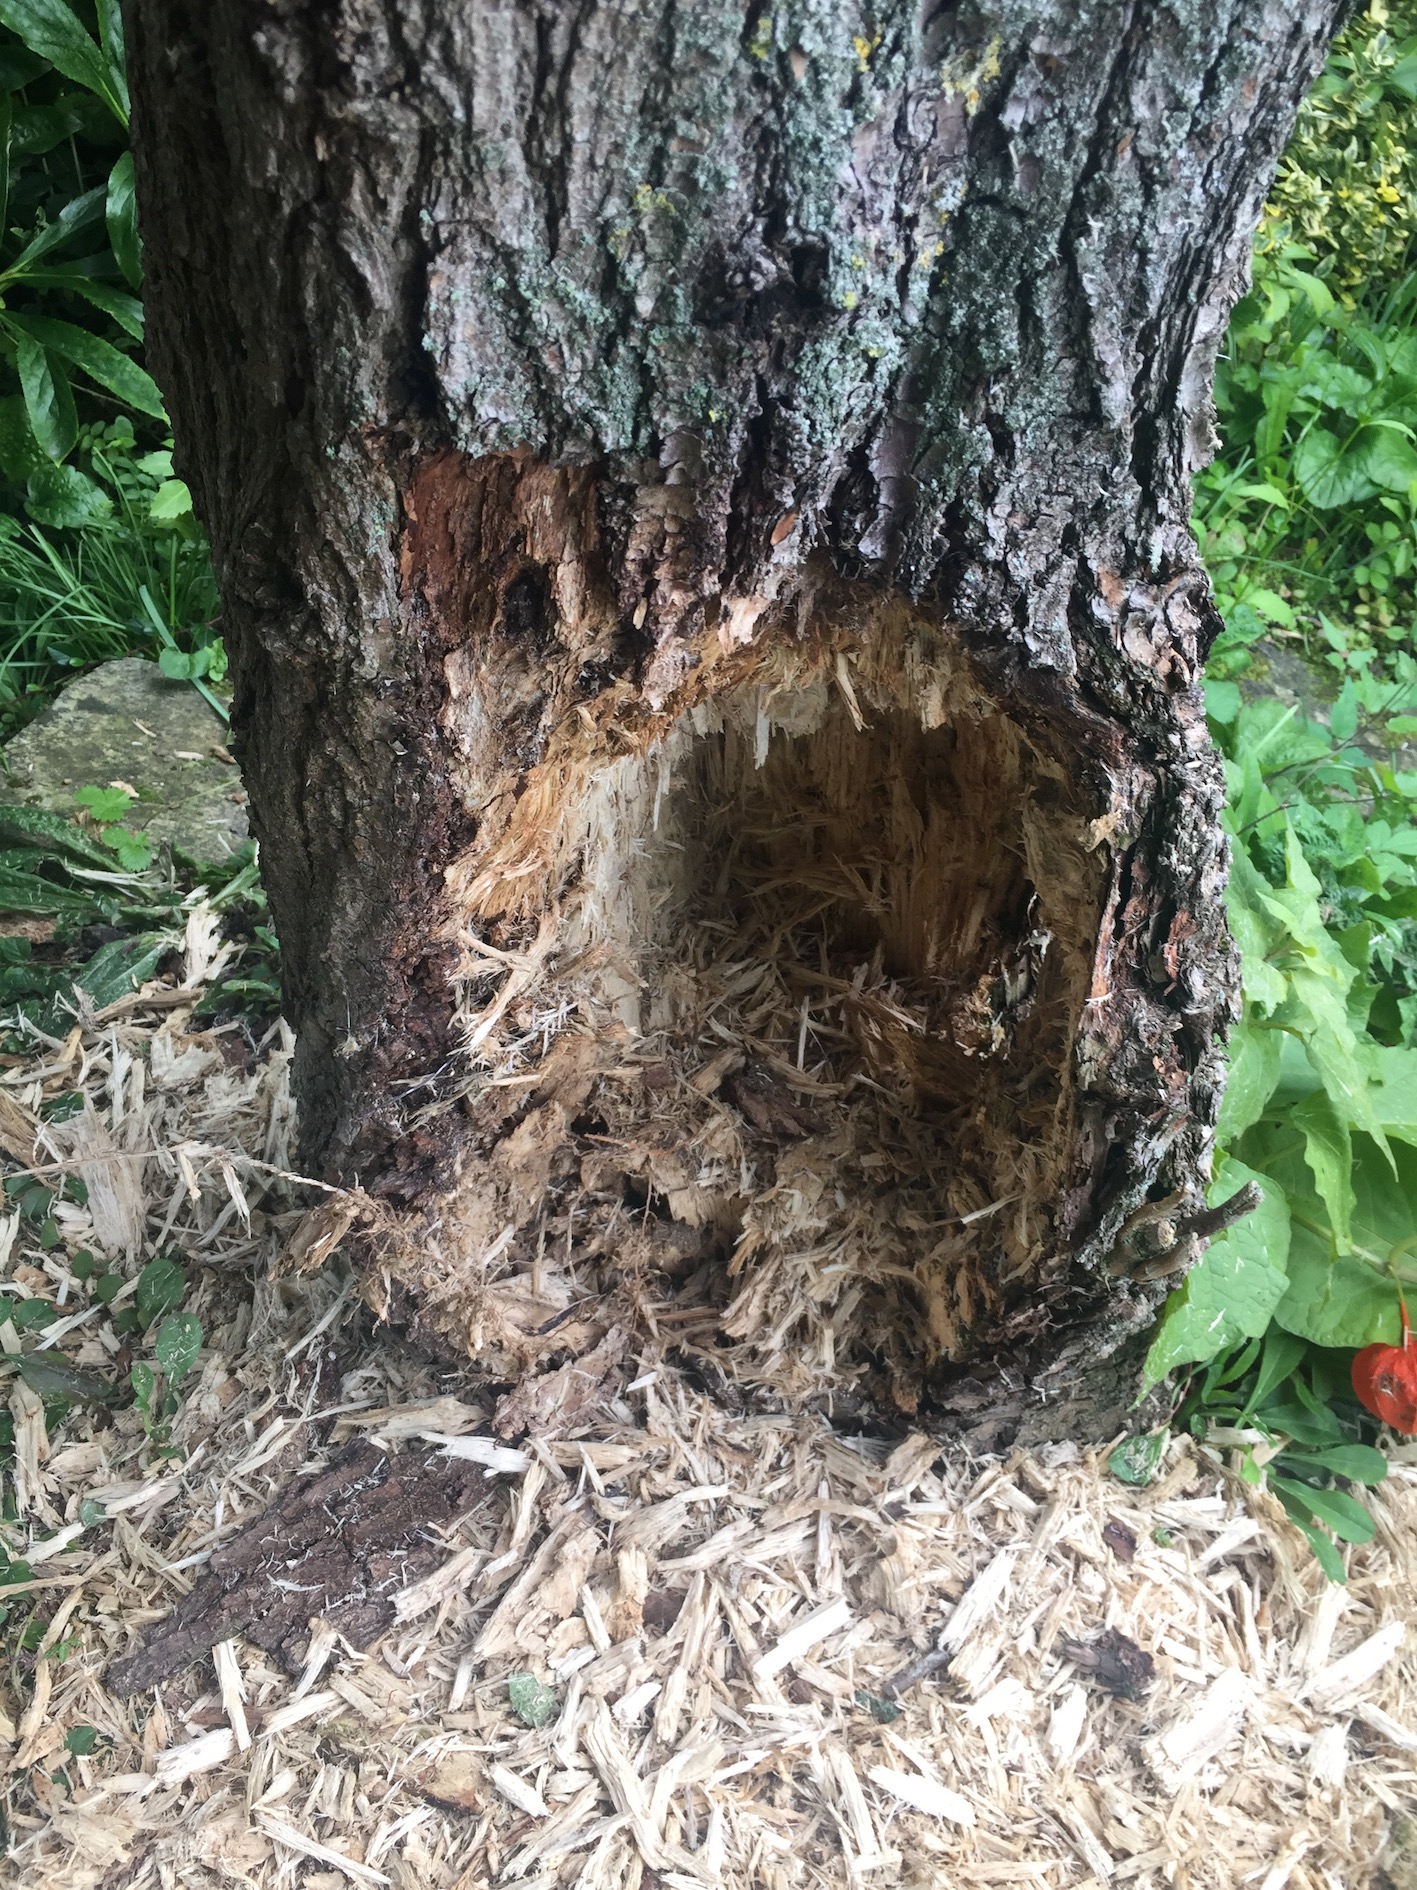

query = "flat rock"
[[1, 657, 247, 861]]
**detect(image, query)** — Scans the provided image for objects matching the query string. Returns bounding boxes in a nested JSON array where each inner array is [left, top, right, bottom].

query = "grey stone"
[[1240, 637, 1417, 773], [1, 657, 248, 861]]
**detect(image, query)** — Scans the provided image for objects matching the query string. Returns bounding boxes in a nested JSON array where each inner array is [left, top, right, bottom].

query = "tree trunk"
[[124, 1, 1343, 1429]]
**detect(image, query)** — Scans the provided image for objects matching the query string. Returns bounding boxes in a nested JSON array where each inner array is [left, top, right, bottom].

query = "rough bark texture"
[[125, 1, 1345, 1424], [106, 1441, 494, 1697]]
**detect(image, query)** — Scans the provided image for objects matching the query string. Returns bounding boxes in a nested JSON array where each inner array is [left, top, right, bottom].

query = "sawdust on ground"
[[0, 958, 1412, 1890]]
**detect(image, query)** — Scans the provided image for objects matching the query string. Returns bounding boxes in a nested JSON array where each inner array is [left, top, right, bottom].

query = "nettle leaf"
[[1291, 1087, 1354, 1249], [1216, 1021, 1282, 1142], [1298, 358, 1374, 413], [1253, 829, 1395, 1171], [1143, 1159, 1290, 1387], [1225, 848, 1289, 1014], [1261, 1131, 1408, 1349]]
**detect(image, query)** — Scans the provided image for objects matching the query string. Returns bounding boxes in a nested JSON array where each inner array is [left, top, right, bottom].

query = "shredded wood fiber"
[[393, 623, 1108, 1411], [0, 957, 1414, 1889]]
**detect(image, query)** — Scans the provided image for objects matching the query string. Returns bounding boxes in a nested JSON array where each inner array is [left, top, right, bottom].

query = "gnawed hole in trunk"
[[416, 628, 1106, 1410]]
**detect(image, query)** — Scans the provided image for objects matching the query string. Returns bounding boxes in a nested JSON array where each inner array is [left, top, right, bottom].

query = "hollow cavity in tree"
[[406, 561, 1106, 1407]]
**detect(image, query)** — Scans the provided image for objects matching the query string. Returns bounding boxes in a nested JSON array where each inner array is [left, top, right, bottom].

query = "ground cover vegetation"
[[0, 2, 1408, 1584], [1151, 1, 1417, 1575]]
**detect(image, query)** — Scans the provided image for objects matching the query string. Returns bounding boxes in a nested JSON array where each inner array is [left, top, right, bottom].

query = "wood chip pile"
[[0, 981, 1413, 1890]]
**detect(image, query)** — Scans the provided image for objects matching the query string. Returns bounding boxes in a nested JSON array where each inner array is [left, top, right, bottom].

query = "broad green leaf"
[[135, 1253, 185, 1328], [1273, 1233, 1401, 1349], [1245, 587, 1295, 628], [25, 458, 112, 528], [1292, 424, 1378, 509], [1285, 1443, 1387, 1485], [1359, 1042, 1417, 1146], [0, 863, 93, 915], [158, 645, 204, 680], [1292, 1088, 1353, 1249], [1216, 1021, 1282, 1142], [105, 150, 140, 288], [149, 478, 193, 523], [75, 932, 169, 1010], [0, 801, 121, 869], [24, 270, 143, 339], [1358, 424, 1417, 494], [1272, 1478, 1375, 1544], [6, 312, 164, 419], [154, 1310, 202, 1381], [1287, 268, 1334, 316], [1143, 1160, 1290, 1386], [1329, 681, 1359, 744], [3, 183, 105, 273], [1204, 679, 1241, 725], [0, 0, 126, 122], [12, 330, 76, 460], [16, 1353, 111, 1401], [1273, 1491, 1347, 1582]]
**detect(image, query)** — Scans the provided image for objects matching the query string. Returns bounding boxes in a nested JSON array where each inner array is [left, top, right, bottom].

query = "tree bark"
[[124, 1, 1344, 1426]]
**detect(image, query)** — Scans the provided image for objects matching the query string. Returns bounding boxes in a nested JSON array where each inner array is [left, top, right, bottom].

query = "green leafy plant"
[[1196, 245, 1417, 673], [1265, 1, 1417, 305], [0, 0, 164, 524], [0, 793, 276, 1043], [0, 422, 218, 732], [1145, 687, 1417, 1575]]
